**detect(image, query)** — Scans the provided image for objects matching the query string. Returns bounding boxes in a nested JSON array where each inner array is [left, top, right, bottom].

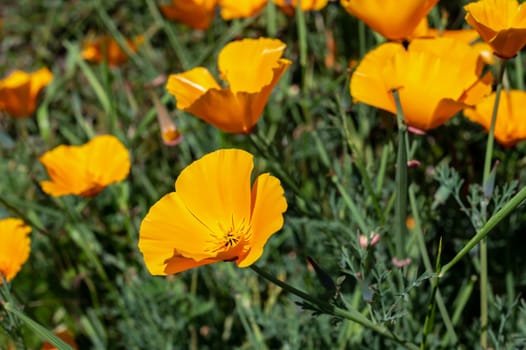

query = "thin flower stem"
[[393, 90, 408, 259], [295, 1, 307, 69], [249, 265, 419, 350], [514, 51, 524, 91], [479, 57, 506, 349], [440, 184, 526, 276], [266, 1, 277, 38]]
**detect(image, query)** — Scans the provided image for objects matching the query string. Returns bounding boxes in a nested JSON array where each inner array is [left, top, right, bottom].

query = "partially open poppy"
[[139, 149, 287, 275], [81, 35, 144, 66], [0, 68, 53, 118], [218, 0, 268, 20], [273, 0, 328, 16], [464, 90, 526, 146], [0, 218, 31, 284], [166, 37, 291, 133], [464, 0, 526, 58], [160, 0, 217, 30], [39, 135, 131, 197], [350, 37, 492, 130], [340, 0, 438, 40]]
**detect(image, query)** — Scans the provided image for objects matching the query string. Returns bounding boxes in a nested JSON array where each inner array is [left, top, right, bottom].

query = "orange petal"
[[160, 0, 217, 30], [218, 38, 287, 94], [139, 192, 220, 275], [350, 42, 404, 114], [237, 173, 287, 267], [175, 149, 253, 234], [181, 60, 290, 133], [166, 67, 220, 109], [85, 135, 131, 189], [464, 90, 526, 146], [164, 253, 218, 274], [0, 218, 31, 283], [39, 135, 130, 197], [218, 0, 268, 19], [341, 0, 438, 40]]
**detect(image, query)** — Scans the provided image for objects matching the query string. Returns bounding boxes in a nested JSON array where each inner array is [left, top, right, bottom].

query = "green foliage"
[[1, 1, 526, 349]]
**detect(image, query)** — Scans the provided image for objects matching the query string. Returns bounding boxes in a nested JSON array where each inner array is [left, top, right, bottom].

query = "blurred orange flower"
[[464, 90, 526, 146], [464, 0, 526, 58], [340, 0, 438, 40], [350, 37, 492, 130], [166, 37, 291, 133], [81, 35, 144, 66], [0, 68, 53, 118], [41, 329, 78, 350], [139, 149, 287, 275], [219, 0, 268, 19], [273, 0, 328, 15], [160, 0, 217, 30], [39, 135, 131, 197], [0, 218, 31, 284]]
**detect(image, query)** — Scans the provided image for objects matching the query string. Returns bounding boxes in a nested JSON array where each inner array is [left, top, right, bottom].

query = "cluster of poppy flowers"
[[2, 0, 526, 288]]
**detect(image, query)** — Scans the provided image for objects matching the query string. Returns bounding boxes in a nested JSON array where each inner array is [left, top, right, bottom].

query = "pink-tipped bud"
[[359, 232, 380, 248]]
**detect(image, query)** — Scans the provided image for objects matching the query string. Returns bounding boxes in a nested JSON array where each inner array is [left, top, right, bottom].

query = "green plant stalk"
[[409, 186, 457, 344], [479, 58, 505, 349], [514, 51, 524, 91], [250, 265, 419, 350], [420, 239, 442, 350], [331, 175, 369, 235], [296, 0, 307, 69], [339, 97, 384, 223], [266, 1, 277, 37], [393, 90, 408, 259], [145, 0, 190, 70], [3, 303, 75, 350], [440, 184, 526, 276]]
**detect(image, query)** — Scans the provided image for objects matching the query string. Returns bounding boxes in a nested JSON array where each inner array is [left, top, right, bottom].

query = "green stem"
[[296, 0, 307, 69], [393, 90, 408, 259], [249, 265, 419, 350], [479, 57, 506, 349], [331, 175, 369, 235], [440, 184, 526, 276], [409, 186, 457, 345]]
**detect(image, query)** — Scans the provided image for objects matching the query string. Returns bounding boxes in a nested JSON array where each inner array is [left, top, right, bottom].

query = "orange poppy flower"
[[39, 135, 131, 197], [273, 0, 328, 15], [340, 0, 438, 40], [160, 0, 217, 30], [464, 90, 526, 146], [41, 329, 78, 350], [0, 218, 31, 284], [166, 37, 291, 134], [0, 68, 53, 118], [81, 35, 144, 66], [464, 0, 526, 58], [350, 37, 492, 130], [218, 0, 268, 20], [139, 149, 287, 275]]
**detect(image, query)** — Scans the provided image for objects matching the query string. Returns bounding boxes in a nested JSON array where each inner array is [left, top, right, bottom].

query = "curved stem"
[[250, 265, 419, 350], [479, 57, 506, 349]]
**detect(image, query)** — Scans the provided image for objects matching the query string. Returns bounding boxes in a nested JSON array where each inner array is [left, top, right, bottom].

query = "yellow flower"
[[340, 0, 438, 40], [464, 0, 526, 58], [0, 218, 31, 284], [166, 37, 291, 134], [39, 135, 131, 197], [464, 90, 526, 146], [273, 0, 328, 15], [0, 68, 53, 118], [218, 0, 268, 20], [160, 0, 217, 30], [139, 149, 287, 275], [350, 37, 492, 130], [81, 35, 144, 66]]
